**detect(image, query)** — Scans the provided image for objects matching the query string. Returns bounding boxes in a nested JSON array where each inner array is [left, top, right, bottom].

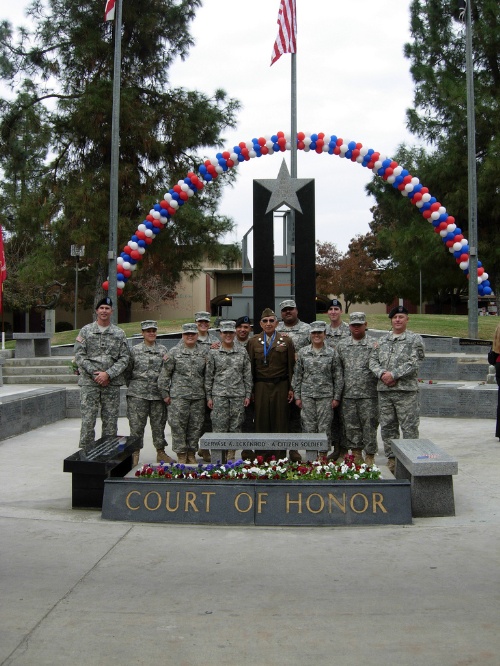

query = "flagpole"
[[290, 51, 297, 179], [107, 0, 122, 323]]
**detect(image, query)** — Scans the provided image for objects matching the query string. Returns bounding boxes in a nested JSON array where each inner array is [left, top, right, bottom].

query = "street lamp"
[[70, 245, 85, 330]]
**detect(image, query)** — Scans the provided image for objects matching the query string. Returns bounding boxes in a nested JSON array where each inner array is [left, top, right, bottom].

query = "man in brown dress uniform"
[[246, 308, 296, 460]]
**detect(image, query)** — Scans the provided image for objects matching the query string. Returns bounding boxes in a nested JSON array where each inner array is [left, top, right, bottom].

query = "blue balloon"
[[131, 235, 138, 242], [117, 273, 124, 281], [478, 260, 483, 267], [153, 227, 161, 234], [348, 140, 356, 150], [199, 165, 207, 174], [453, 250, 463, 258], [153, 203, 161, 212], [382, 158, 392, 168], [461, 245, 469, 254], [138, 240, 146, 248], [271, 135, 278, 143], [310, 141, 317, 150], [484, 286, 492, 295], [401, 169, 409, 178], [145, 222, 153, 229], [311, 133, 319, 141]]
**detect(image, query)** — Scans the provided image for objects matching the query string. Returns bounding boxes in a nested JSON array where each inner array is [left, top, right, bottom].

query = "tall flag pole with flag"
[[0, 224, 7, 349], [271, 0, 298, 178]]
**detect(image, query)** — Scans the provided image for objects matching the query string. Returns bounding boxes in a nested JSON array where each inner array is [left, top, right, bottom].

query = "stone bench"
[[199, 432, 328, 463], [63, 435, 140, 509], [13, 333, 52, 358], [391, 439, 458, 518]]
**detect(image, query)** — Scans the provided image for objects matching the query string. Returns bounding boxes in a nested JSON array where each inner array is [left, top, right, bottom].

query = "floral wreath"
[[103, 131, 491, 298]]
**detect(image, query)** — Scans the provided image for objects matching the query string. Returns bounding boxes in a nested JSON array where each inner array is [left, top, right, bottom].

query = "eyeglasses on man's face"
[[261, 318, 276, 324]]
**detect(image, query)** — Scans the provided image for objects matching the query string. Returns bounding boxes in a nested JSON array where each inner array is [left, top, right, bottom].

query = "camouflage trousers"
[[126, 396, 168, 451], [378, 391, 419, 458], [168, 397, 205, 452], [79, 384, 121, 450], [300, 397, 333, 448], [341, 397, 379, 455], [210, 396, 245, 432]]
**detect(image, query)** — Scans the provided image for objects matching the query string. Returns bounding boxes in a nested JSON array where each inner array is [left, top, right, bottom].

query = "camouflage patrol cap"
[[141, 320, 158, 330], [280, 299, 297, 310], [260, 308, 276, 319], [220, 320, 236, 332], [182, 323, 198, 334], [310, 321, 327, 333], [349, 312, 366, 324], [388, 305, 409, 319], [194, 311, 211, 322]]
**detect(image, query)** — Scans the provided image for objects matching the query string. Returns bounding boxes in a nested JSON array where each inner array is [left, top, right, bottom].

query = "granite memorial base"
[[102, 478, 412, 526], [199, 432, 328, 463], [0, 388, 66, 441], [64, 435, 140, 509], [391, 439, 458, 517]]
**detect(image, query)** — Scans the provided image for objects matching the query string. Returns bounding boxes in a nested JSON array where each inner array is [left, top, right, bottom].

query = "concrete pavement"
[[0, 391, 499, 665]]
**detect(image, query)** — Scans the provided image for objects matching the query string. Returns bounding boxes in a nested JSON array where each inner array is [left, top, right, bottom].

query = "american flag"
[[104, 0, 116, 22], [270, 0, 297, 66]]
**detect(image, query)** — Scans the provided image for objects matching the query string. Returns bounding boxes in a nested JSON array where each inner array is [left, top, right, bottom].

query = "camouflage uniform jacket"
[[277, 319, 312, 351], [325, 321, 351, 349], [368, 330, 425, 392], [205, 345, 253, 400], [126, 342, 168, 401], [158, 343, 208, 400], [337, 335, 379, 399], [75, 322, 129, 386], [292, 344, 344, 401], [197, 331, 221, 347]]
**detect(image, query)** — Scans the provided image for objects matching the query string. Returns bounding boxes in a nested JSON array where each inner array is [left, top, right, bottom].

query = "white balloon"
[[411, 177, 420, 185], [453, 242, 462, 252], [303, 137, 312, 146], [249, 150, 256, 158], [246, 141, 253, 150], [130, 263, 137, 271], [266, 140, 274, 150], [128, 241, 138, 249], [138, 224, 146, 231], [431, 211, 440, 220], [401, 190, 409, 197], [138, 247, 145, 255], [478, 275, 483, 284], [405, 184, 414, 192], [164, 193, 172, 202], [387, 176, 396, 184], [461, 238, 469, 246], [439, 206, 447, 214], [416, 201, 423, 208], [122, 261, 131, 270], [187, 188, 194, 197], [230, 152, 238, 162], [324, 144, 331, 153], [440, 230, 448, 237], [459, 261, 469, 270], [117, 281, 125, 289], [303, 145, 311, 152], [180, 184, 189, 192], [145, 229, 153, 237], [151, 211, 159, 219], [483, 272, 489, 281], [215, 166, 223, 173], [447, 224, 457, 233], [339, 143, 348, 154], [160, 217, 168, 225], [285, 141, 292, 150], [170, 200, 178, 209], [149, 209, 156, 216], [393, 166, 403, 176], [422, 193, 431, 202], [117, 257, 124, 265]]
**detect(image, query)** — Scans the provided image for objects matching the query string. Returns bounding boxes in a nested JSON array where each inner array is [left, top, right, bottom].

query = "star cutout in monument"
[[256, 159, 313, 215]]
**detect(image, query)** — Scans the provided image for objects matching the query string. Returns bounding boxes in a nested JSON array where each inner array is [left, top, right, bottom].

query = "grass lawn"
[[2, 313, 497, 351]]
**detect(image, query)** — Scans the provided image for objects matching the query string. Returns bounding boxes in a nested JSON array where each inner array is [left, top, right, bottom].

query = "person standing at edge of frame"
[[487, 324, 500, 440], [292, 321, 343, 459], [369, 305, 425, 474], [158, 322, 208, 465], [74, 297, 130, 455], [205, 320, 252, 462], [234, 316, 255, 433], [125, 320, 174, 467]]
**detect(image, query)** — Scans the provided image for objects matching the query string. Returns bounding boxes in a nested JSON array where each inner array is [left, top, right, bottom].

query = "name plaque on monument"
[[102, 478, 412, 526]]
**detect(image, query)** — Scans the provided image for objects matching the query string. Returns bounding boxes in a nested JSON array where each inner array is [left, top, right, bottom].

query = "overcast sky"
[[4, 0, 418, 253]]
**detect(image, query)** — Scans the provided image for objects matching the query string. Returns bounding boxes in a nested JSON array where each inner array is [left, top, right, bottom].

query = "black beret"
[[96, 297, 112, 309], [235, 316, 251, 327], [329, 299, 343, 309], [388, 305, 409, 319]]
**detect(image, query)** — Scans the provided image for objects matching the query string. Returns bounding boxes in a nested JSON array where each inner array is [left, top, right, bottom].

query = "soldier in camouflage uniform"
[[324, 299, 351, 460], [158, 323, 208, 465], [126, 320, 173, 466], [277, 299, 312, 352], [292, 321, 343, 457], [234, 316, 255, 432], [75, 297, 130, 453], [205, 320, 252, 461], [195, 311, 220, 462], [337, 312, 379, 466], [369, 305, 425, 473]]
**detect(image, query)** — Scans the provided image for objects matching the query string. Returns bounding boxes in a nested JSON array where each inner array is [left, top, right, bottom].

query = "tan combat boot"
[[177, 451, 188, 464], [156, 449, 175, 464], [226, 450, 236, 462], [186, 450, 197, 464], [198, 448, 212, 463], [387, 458, 396, 474], [132, 450, 140, 467], [351, 448, 364, 465], [364, 454, 375, 467]]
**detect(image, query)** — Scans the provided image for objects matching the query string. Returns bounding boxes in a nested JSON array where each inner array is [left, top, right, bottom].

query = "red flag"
[[104, 0, 116, 22], [270, 0, 297, 66], [0, 225, 6, 316]]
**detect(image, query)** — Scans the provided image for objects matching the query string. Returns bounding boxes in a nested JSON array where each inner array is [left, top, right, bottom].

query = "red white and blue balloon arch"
[[103, 131, 491, 297]]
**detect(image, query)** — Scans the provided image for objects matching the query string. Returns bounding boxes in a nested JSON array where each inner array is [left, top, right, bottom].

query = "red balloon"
[[334, 147, 341, 156], [430, 202, 441, 212], [258, 137, 266, 146], [446, 240, 455, 248], [261, 146, 269, 155], [222, 151, 230, 159], [173, 185, 181, 193], [123, 246, 132, 254], [459, 254, 469, 262], [102, 281, 109, 291], [297, 141, 305, 150], [160, 200, 168, 209], [336, 138, 343, 146], [226, 159, 234, 167], [277, 131, 285, 138], [145, 237, 153, 245], [117, 288, 123, 296], [136, 231, 146, 240], [179, 191, 188, 200], [146, 214, 154, 222], [130, 250, 140, 260], [297, 131, 305, 141], [447, 216, 455, 225], [454, 234, 464, 242], [478, 267, 484, 276], [438, 221, 448, 230], [123, 270, 131, 278], [422, 210, 432, 219]]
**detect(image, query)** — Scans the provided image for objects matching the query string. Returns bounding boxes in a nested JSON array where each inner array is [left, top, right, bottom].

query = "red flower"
[[256, 455, 264, 465]]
